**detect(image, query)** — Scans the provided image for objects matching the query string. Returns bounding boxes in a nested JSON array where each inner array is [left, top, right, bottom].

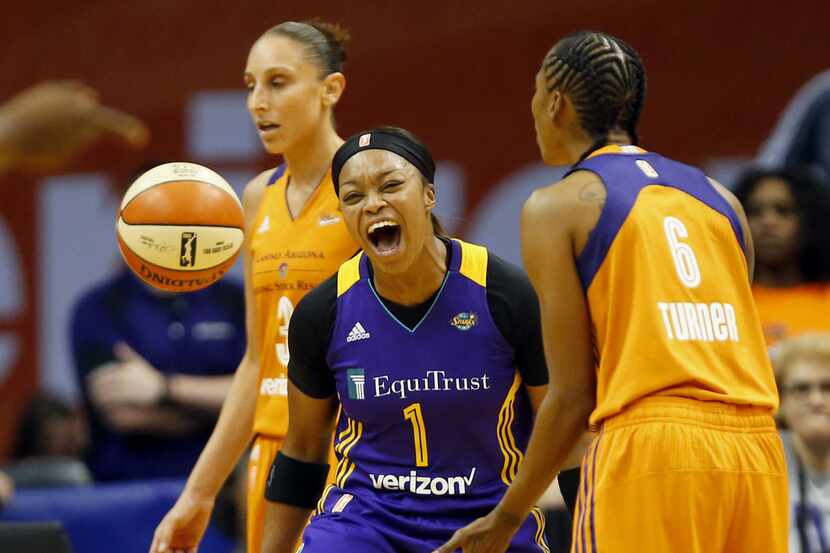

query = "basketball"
[[116, 162, 245, 292]]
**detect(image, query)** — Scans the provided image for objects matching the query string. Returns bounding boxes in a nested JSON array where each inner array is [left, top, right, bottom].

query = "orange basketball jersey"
[[250, 165, 357, 437], [570, 146, 778, 426], [752, 283, 830, 345]]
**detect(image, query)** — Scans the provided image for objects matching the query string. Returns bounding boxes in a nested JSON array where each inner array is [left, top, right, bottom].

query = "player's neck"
[[283, 127, 344, 190], [564, 129, 632, 163], [754, 263, 803, 288], [373, 236, 447, 306], [794, 433, 830, 473]]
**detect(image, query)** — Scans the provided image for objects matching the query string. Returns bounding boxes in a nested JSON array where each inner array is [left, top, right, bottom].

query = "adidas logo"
[[346, 322, 371, 343], [256, 216, 270, 234]]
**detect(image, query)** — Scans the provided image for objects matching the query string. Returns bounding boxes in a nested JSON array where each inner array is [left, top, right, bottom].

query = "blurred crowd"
[[1, 66, 830, 553]]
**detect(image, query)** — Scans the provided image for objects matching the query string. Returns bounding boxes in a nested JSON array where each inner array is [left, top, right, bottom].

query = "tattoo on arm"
[[578, 181, 607, 216], [578, 181, 606, 205]]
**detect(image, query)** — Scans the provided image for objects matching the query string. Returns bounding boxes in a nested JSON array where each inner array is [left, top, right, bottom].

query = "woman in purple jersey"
[[261, 127, 583, 552]]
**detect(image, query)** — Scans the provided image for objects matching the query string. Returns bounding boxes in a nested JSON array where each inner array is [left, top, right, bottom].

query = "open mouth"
[[257, 122, 280, 133], [367, 220, 401, 254]]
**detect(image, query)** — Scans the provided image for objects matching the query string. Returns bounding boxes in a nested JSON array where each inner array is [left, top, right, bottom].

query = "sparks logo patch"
[[358, 133, 371, 147], [450, 312, 478, 331]]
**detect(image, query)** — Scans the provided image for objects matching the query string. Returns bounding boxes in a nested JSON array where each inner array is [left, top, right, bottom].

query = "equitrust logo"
[[180, 232, 197, 267], [347, 368, 366, 400]]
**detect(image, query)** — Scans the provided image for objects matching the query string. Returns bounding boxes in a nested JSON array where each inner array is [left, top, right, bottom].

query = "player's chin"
[[260, 137, 285, 155]]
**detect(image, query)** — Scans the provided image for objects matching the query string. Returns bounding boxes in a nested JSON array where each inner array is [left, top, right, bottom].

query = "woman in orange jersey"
[[733, 167, 830, 346], [151, 20, 358, 553], [437, 31, 787, 553]]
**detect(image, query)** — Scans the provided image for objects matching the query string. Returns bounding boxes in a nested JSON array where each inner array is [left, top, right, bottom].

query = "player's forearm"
[[497, 389, 593, 521], [168, 374, 232, 412], [261, 502, 312, 553], [183, 354, 258, 500]]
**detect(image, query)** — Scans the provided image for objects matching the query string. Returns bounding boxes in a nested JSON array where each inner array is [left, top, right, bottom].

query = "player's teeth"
[[369, 221, 396, 233]]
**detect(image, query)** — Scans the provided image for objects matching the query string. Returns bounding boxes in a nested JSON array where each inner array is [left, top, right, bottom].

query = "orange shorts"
[[571, 397, 788, 553], [247, 435, 339, 553], [247, 435, 283, 553]]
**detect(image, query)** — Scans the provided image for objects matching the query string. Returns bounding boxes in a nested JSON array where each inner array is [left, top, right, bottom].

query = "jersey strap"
[[567, 150, 745, 290], [456, 239, 488, 287], [337, 252, 364, 297], [267, 164, 287, 185]]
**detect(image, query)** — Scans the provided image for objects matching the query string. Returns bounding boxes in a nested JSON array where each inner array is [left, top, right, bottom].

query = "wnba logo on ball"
[[180, 232, 198, 267]]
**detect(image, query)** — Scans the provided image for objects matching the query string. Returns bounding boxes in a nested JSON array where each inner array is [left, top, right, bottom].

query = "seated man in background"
[[70, 264, 245, 481], [776, 333, 830, 553]]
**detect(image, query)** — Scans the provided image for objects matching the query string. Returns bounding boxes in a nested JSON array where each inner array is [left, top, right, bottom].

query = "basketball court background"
[[0, 0, 827, 457]]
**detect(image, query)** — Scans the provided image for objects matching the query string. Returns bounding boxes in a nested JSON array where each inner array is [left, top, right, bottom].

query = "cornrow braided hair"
[[542, 31, 646, 163]]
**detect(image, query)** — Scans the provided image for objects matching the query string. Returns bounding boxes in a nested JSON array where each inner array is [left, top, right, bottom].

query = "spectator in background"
[[3, 393, 91, 489], [0, 470, 12, 508], [0, 81, 148, 175], [13, 393, 88, 461], [758, 69, 830, 182], [776, 333, 830, 553], [70, 266, 245, 481], [734, 167, 830, 345]]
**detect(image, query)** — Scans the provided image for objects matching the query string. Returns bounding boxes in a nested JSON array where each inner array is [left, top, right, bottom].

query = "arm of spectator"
[[0, 469, 14, 507], [0, 81, 149, 174], [87, 343, 232, 413], [101, 405, 201, 436], [166, 373, 233, 412]]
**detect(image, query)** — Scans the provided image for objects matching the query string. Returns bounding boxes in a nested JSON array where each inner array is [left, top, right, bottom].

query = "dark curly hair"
[[733, 166, 830, 283]]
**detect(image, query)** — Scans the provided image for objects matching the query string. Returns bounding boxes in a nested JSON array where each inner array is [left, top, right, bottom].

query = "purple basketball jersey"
[[326, 239, 533, 518]]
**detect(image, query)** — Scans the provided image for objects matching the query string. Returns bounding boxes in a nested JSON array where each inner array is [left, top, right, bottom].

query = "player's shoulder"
[[242, 166, 282, 215], [706, 176, 745, 216], [522, 170, 604, 227], [486, 251, 532, 290], [295, 272, 338, 320]]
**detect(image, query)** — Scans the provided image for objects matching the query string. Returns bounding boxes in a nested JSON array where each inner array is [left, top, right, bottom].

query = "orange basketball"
[[116, 162, 245, 292]]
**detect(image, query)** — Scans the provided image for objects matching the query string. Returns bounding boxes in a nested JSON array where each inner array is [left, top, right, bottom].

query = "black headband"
[[331, 129, 436, 195]]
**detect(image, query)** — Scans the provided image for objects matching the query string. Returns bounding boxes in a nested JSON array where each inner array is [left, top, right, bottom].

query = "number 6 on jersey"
[[664, 216, 701, 288]]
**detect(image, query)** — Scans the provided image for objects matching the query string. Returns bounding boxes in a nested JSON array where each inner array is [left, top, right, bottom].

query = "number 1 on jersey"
[[403, 403, 429, 467]]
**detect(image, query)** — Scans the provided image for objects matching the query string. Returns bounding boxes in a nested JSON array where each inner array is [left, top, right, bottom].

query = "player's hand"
[[87, 343, 167, 407], [150, 492, 215, 553], [0, 81, 149, 172], [432, 508, 521, 553]]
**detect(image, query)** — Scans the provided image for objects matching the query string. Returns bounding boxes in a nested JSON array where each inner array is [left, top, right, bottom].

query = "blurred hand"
[[87, 343, 166, 408], [0, 81, 149, 172], [151, 492, 215, 553], [0, 470, 14, 506], [432, 508, 521, 553]]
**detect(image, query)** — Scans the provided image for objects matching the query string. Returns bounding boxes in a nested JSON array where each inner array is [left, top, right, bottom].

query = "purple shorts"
[[299, 489, 550, 552]]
